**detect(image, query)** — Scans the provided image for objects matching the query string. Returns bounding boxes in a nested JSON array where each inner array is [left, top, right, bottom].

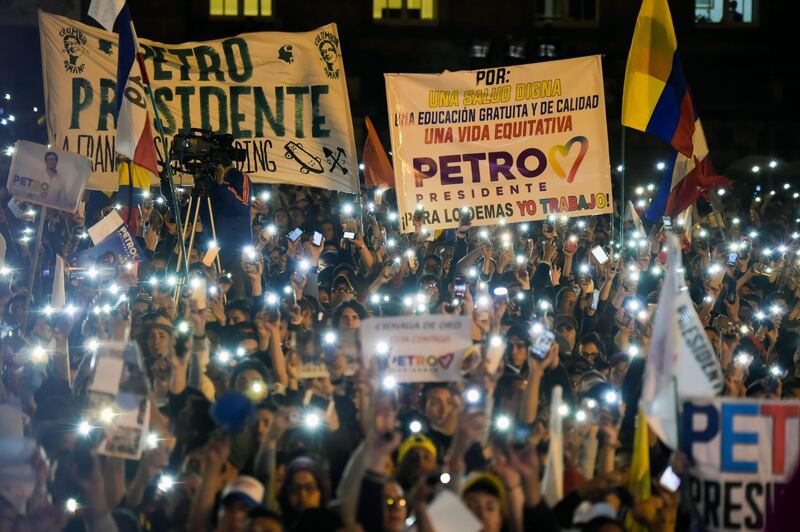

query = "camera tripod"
[[174, 178, 223, 279]]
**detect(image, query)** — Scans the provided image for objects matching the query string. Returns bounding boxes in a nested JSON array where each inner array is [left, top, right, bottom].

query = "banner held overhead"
[[385, 56, 612, 233], [39, 11, 358, 193]]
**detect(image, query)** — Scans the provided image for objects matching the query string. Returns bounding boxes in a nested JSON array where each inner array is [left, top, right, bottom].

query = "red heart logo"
[[438, 353, 455, 370], [548, 136, 589, 183]]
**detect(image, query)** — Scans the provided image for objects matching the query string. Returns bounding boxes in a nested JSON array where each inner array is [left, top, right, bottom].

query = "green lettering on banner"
[[154, 87, 176, 135], [70, 77, 93, 129], [195, 45, 225, 82], [310, 85, 330, 138], [286, 86, 309, 138], [174, 86, 195, 131], [200, 86, 228, 133], [98, 78, 117, 131], [223, 38, 252, 83], [230, 86, 252, 138], [254, 86, 285, 137], [152, 46, 173, 81], [169, 48, 194, 81]]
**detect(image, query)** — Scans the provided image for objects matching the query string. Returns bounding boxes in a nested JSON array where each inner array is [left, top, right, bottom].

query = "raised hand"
[[550, 264, 562, 286]]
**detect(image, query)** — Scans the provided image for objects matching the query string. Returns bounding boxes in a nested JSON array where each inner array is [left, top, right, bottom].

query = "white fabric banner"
[[385, 56, 612, 232], [38, 11, 358, 193], [542, 385, 564, 507]]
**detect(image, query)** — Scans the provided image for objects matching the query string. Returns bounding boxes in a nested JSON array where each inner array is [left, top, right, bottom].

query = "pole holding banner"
[[619, 126, 626, 249], [22, 207, 47, 332]]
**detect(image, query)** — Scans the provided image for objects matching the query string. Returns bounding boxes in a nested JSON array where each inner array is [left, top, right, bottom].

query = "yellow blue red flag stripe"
[[622, 0, 695, 157]]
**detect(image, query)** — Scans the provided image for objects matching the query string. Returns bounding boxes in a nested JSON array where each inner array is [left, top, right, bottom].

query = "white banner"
[[385, 56, 612, 232], [7, 140, 90, 212], [682, 397, 800, 531], [39, 11, 358, 193], [359, 315, 472, 383]]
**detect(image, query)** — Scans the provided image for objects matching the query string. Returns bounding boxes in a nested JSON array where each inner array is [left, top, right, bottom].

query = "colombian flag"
[[622, 0, 730, 221], [622, 0, 694, 156], [89, 0, 158, 232]]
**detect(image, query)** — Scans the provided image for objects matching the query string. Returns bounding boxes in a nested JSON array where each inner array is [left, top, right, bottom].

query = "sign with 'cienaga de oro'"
[[385, 56, 613, 232]]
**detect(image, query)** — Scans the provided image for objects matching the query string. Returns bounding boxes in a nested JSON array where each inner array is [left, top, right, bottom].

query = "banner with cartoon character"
[[359, 315, 472, 383], [385, 56, 612, 232], [39, 11, 358, 193]]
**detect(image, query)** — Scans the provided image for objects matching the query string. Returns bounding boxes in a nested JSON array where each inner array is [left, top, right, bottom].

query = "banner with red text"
[[385, 56, 612, 232], [682, 397, 800, 531]]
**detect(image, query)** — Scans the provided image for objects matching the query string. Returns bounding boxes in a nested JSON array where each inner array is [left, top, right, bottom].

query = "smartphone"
[[390, 257, 402, 275], [189, 276, 207, 310], [459, 211, 472, 228], [591, 245, 610, 265], [662, 216, 672, 230], [565, 235, 578, 253], [288, 228, 303, 242], [726, 251, 738, 267], [463, 388, 486, 410], [511, 425, 533, 450], [306, 393, 331, 412], [493, 286, 509, 304], [659, 465, 681, 492], [454, 275, 466, 298], [530, 329, 556, 359], [312, 231, 323, 246]]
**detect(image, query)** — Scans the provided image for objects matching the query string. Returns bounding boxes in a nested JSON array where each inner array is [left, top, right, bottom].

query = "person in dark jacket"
[[202, 160, 253, 298], [208, 160, 252, 254]]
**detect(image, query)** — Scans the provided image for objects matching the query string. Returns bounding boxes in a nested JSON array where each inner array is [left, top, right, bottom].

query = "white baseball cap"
[[221, 475, 265, 508]]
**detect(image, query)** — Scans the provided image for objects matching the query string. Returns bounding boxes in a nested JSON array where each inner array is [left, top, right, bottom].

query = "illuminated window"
[[535, 0, 599, 26], [695, 0, 757, 25], [373, 0, 436, 22], [210, 0, 272, 17]]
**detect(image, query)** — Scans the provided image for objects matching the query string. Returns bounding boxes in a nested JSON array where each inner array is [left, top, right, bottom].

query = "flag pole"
[[22, 206, 47, 332], [129, 22, 190, 281], [619, 126, 626, 249]]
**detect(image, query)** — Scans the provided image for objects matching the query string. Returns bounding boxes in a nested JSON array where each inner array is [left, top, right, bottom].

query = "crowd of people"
[[0, 158, 799, 532]]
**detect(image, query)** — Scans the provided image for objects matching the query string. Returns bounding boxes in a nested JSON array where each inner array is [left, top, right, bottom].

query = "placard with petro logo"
[[359, 315, 472, 383], [385, 55, 612, 232]]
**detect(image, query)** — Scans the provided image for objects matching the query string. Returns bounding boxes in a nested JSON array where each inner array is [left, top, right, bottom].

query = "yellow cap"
[[397, 434, 437, 464], [461, 471, 508, 515]]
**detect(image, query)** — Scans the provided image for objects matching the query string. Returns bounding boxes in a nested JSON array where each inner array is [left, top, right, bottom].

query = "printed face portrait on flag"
[[6, 140, 91, 213]]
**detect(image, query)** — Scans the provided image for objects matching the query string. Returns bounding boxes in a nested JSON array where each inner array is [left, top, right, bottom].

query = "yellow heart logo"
[[548, 136, 589, 183]]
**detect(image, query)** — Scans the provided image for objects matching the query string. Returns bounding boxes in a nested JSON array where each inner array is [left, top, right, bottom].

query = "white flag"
[[643, 233, 724, 449], [625, 200, 645, 237], [52, 255, 66, 309], [88, 0, 126, 32], [675, 206, 692, 242], [542, 386, 564, 507]]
